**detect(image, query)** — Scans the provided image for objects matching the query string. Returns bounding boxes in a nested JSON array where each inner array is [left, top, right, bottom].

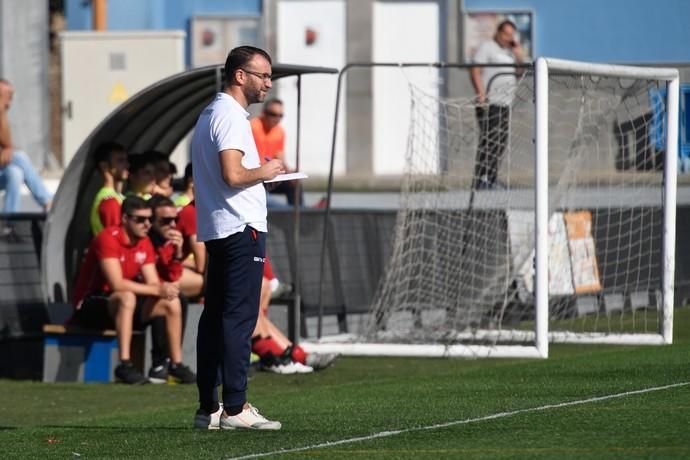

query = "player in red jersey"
[[71, 196, 195, 384], [149, 194, 204, 298]]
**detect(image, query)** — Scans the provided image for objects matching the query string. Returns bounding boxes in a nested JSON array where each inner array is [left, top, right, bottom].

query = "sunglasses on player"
[[127, 214, 152, 224], [156, 216, 178, 225]]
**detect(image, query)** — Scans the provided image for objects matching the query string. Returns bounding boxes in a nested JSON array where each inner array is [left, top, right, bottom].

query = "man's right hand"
[[159, 282, 179, 301], [261, 158, 285, 181]]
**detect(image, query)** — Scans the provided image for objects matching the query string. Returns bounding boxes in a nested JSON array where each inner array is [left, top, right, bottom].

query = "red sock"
[[263, 257, 275, 280], [251, 336, 285, 358], [291, 345, 307, 364]]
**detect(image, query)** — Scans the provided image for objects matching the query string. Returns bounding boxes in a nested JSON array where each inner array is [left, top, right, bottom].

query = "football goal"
[[304, 58, 679, 358]]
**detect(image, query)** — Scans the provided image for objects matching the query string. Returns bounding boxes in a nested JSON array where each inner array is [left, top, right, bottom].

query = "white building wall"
[[372, 1, 440, 175], [276, 0, 345, 176]]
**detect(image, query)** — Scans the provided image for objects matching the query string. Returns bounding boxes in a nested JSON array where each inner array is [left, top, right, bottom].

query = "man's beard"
[[247, 86, 265, 105]]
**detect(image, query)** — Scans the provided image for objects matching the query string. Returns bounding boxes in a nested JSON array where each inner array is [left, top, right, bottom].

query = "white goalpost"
[[303, 58, 679, 358]]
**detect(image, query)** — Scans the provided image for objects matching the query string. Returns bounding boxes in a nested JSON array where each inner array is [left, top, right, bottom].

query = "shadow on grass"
[[32, 425, 192, 432], [0, 426, 18, 430]]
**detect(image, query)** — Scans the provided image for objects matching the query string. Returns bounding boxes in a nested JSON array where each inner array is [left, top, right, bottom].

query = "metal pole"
[[534, 57, 549, 358], [290, 75, 303, 344], [317, 67, 348, 339], [662, 75, 679, 344]]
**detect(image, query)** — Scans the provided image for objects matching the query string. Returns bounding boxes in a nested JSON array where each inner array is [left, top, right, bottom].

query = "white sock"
[[269, 278, 280, 292]]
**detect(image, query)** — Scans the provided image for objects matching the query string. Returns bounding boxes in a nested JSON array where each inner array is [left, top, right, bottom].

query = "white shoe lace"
[[247, 404, 268, 422]]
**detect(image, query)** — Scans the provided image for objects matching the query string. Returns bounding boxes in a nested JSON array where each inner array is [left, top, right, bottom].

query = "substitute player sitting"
[[70, 196, 195, 384], [90, 141, 128, 236], [149, 194, 204, 299]]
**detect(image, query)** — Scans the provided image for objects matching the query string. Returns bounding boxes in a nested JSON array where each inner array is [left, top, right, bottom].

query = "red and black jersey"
[[176, 201, 197, 259], [149, 230, 183, 282], [98, 196, 122, 229], [73, 226, 155, 307]]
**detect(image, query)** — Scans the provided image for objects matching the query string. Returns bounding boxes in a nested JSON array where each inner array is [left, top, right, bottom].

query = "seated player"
[[251, 276, 338, 374], [148, 151, 175, 197], [125, 153, 157, 199], [173, 162, 194, 208], [90, 141, 128, 236], [251, 98, 304, 207], [70, 196, 196, 384], [149, 194, 204, 299]]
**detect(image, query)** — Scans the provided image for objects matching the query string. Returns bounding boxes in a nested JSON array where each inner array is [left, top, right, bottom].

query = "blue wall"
[[66, 0, 261, 31], [66, 0, 690, 64], [465, 0, 690, 63], [65, 0, 262, 66]]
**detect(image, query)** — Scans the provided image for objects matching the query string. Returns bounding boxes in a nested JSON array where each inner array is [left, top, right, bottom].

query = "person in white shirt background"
[[469, 19, 524, 189]]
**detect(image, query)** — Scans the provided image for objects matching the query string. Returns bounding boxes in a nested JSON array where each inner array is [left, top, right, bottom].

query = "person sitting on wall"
[[0, 78, 53, 220]]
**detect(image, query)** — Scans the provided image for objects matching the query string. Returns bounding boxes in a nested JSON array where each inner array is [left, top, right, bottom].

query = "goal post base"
[[300, 342, 546, 359]]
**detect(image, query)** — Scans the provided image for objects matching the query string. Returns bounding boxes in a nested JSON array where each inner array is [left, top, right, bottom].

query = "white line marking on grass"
[[227, 381, 690, 460]]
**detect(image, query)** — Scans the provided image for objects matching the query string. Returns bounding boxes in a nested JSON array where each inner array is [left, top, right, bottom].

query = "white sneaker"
[[291, 362, 314, 374], [263, 361, 313, 374], [306, 352, 340, 371], [193, 403, 223, 430], [220, 404, 281, 430], [262, 362, 292, 374]]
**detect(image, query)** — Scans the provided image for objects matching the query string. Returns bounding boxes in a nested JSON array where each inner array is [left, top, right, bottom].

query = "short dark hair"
[[148, 194, 175, 213], [121, 195, 149, 216], [263, 98, 283, 111], [497, 19, 517, 32], [128, 152, 157, 174], [94, 141, 125, 166], [223, 46, 272, 86], [183, 162, 193, 185]]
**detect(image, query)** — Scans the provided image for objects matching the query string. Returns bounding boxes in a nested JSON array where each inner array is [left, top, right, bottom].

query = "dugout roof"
[[41, 63, 338, 303]]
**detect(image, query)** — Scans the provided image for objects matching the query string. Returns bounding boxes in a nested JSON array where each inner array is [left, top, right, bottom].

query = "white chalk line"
[[227, 381, 690, 460]]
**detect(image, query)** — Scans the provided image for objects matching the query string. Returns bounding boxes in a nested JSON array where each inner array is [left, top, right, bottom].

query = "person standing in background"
[[469, 20, 523, 189]]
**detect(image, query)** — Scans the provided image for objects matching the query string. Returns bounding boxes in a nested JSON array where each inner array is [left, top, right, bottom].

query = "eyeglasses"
[[157, 216, 178, 225], [241, 68, 272, 82], [264, 110, 283, 118], [127, 214, 152, 224]]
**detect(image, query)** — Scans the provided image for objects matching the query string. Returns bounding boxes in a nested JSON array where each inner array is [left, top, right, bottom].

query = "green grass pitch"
[[1, 308, 689, 459]]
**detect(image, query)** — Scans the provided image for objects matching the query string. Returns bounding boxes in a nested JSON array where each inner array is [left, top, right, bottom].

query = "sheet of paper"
[[264, 172, 309, 183]]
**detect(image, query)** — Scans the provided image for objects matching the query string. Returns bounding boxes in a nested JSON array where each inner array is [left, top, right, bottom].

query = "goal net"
[[305, 58, 678, 358]]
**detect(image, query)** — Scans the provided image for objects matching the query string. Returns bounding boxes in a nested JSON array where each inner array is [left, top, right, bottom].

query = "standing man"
[[251, 98, 303, 206], [191, 46, 284, 430], [0, 79, 53, 214], [469, 20, 523, 189]]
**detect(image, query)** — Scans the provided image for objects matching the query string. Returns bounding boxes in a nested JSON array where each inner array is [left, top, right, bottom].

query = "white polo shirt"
[[191, 92, 267, 242], [472, 39, 517, 106]]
